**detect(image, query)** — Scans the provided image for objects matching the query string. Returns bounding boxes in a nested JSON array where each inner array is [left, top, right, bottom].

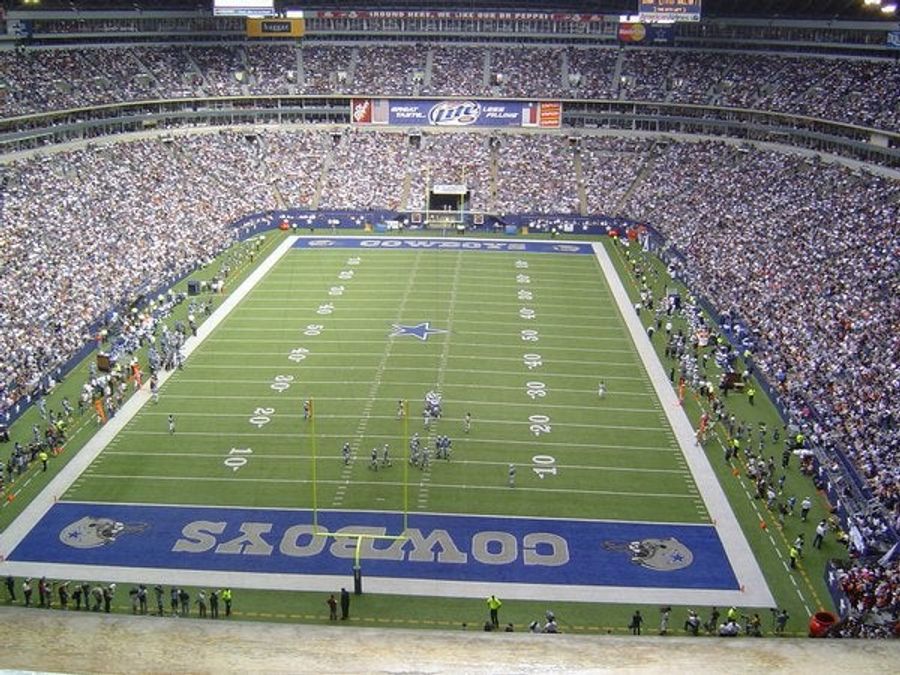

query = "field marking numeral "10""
[[224, 447, 253, 472], [528, 414, 551, 436], [521, 329, 539, 342], [249, 407, 275, 428], [532, 454, 557, 479]]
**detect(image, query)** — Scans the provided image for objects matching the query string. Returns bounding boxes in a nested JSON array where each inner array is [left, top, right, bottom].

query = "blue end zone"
[[293, 238, 594, 255], [9, 503, 738, 590]]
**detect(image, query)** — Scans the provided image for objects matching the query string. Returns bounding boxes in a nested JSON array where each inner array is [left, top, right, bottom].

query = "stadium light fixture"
[[862, 0, 879, 6], [881, 2, 897, 14]]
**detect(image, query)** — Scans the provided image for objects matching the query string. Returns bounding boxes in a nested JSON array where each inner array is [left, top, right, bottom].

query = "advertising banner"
[[639, 0, 702, 23], [351, 99, 562, 128], [246, 17, 304, 38], [618, 22, 675, 44]]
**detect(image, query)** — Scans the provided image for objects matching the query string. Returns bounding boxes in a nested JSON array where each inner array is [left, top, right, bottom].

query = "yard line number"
[[517, 258, 554, 475], [224, 447, 253, 472]]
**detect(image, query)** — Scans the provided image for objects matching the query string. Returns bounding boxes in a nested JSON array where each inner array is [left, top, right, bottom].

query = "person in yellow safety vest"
[[487, 594, 502, 629], [747, 386, 756, 405], [727, 606, 739, 622], [789, 546, 799, 569], [38, 450, 49, 472], [221, 588, 232, 617]]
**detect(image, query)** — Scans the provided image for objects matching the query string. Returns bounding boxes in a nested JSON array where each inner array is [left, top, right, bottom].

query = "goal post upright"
[[403, 398, 409, 532], [309, 397, 319, 533]]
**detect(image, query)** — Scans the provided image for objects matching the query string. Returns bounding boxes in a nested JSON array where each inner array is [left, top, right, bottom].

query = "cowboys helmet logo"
[[59, 516, 148, 549], [603, 537, 694, 571]]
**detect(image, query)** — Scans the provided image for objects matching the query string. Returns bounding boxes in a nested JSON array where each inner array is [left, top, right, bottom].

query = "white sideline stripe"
[[591, 242, 774, 607], [65, 473, 696, 499], [0, 236, 298, 565]]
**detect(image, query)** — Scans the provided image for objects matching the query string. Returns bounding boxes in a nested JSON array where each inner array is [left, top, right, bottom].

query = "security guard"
[[487, 594, 502, 629]]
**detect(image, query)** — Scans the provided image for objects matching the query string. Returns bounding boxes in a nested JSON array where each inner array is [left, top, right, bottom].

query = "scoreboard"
[[639, 0, 702, 23]]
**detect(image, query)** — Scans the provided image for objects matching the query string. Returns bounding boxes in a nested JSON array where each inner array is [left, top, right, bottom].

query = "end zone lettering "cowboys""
[[173, 522, 569, 566]]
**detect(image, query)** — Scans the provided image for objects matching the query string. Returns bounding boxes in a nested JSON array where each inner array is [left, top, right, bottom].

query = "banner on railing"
[[351, 99, 561, 128]]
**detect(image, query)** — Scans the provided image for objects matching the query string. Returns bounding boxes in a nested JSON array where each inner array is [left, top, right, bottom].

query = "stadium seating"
[[1, 45, 898, 131]]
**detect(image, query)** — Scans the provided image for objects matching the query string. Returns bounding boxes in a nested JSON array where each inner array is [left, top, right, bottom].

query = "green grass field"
[[0, 233, 838, 635], [67, 245, 706, 527]]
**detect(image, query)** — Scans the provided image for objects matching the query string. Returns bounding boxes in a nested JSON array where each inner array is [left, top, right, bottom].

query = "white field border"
[[591, 241, 774, 607], [0, 235, 773, 607]]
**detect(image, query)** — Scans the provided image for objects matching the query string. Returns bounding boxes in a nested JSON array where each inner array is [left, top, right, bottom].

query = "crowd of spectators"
[[318, 129, 411, 211], [831, 559, 900, 637], [493, 133, 579, 214], [621, 141, 900, 542], [1, 44, 898, 131], [187, 46, 247, 97], [245, 45, 296, 96], [578, 136, 651, 216], [0, 132, 271, 416], [353, 45, 426, 97], [420, 46, 486, 98]]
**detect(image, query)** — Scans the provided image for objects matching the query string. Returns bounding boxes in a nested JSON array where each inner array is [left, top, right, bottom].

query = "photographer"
[[684, 609, 700, 636]]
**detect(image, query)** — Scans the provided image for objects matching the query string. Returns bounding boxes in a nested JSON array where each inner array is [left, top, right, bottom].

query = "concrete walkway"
[[0, 606, 896, 674]]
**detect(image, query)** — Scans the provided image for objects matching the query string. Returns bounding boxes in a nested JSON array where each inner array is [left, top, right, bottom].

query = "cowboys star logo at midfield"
[[389, 322, 448, 341]]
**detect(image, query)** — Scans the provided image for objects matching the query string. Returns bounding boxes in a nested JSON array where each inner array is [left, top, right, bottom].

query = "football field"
[[1, 236, 772, 606]]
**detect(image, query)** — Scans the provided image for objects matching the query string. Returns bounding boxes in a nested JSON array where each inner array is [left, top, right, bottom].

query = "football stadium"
[[0, 0, 898, 670]]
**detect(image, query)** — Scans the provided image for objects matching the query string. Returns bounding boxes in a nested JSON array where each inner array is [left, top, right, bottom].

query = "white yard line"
[[99, 452, 688, 475], [591, 241, 774, 607], [43, 473, 698, 500], [122, 416, 670, 434], [416, 250, 463, 509], [334, 249, 425, 507], [171, 379, 658, 398], [207, 332, 629, 342], [152, 395, 660, 414], [114, 431, 678, 453]]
